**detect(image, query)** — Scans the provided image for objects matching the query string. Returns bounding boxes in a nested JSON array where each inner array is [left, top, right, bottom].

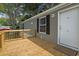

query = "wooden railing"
[[0, 29, 32, 48]]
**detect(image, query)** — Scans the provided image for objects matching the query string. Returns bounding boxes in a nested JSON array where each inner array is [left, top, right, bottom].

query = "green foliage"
[[0, 4, 6, 13], [21, 15, 31, 21], [0, 18, 7, 25], [0, 3, 59, 29]]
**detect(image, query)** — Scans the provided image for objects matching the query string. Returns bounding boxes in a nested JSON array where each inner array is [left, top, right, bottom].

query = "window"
[[37, 15, 50, 34], [39, 16, 46, 34]]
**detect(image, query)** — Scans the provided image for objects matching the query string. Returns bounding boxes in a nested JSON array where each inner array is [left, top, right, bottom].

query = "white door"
[[58, 7, 79, 51]]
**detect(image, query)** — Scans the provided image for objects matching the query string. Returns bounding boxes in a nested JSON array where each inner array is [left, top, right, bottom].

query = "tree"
[[0, 3, 59, 29], [20, 3, 59, 21]]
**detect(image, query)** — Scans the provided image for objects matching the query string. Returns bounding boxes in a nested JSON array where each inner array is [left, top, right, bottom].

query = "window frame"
[[39, 16, 47, 34]]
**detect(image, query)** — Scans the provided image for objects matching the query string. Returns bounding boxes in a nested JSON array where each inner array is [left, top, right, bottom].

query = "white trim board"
[[39, 16, 46, 34]]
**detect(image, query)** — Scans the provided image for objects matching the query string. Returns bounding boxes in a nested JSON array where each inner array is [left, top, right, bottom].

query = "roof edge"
[[21, 3, 72, 24]]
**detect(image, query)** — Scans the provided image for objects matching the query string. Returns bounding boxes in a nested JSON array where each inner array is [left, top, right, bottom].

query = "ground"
[[0, 37, 66, 56]]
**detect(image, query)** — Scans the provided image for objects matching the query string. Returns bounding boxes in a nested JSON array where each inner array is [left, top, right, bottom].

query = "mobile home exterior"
[[21, 3, 79, 51]]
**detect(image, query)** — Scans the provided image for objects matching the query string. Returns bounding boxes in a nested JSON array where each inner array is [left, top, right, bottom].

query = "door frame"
[[58, 4, 79, 51]]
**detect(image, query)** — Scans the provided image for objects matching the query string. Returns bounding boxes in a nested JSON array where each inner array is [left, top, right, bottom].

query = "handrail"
[[0, 29, 32, 34], [0, 29, 32, 48]]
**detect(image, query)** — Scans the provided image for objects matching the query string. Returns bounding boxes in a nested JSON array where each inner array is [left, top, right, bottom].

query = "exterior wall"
[[24, 19, 37, 37], [36, 4, 79, 44], [19, 23, 24, 29], [36, 13, 58, 44], [24, 19, 37, 30], [23, 12, 58, 44], [22, 4, 79, 44]]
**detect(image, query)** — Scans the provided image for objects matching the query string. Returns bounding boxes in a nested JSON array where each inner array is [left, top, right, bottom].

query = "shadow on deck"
[[28, 37, 78, 56], [27, 37, 66, 56]]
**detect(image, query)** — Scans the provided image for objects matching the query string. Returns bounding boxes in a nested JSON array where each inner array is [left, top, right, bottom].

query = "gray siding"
[[24, 19, 37, 30], [24, 19, 37, 37], [36, 13, 58, 44], [22, 4, 79, 44], [23, 13, 58, 44], [32, 4, 79, 44]]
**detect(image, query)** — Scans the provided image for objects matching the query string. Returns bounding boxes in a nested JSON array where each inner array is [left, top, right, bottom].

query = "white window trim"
[[39, 16, 46, 34]]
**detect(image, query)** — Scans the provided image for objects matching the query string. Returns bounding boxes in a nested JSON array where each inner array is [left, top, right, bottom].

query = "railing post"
[[0, 34, 2, 48], [20, 30, 25, 39], [0, 32, 4, 48]]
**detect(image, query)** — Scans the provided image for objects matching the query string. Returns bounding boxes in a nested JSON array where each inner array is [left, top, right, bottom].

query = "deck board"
[[0, 37, 66, 56]]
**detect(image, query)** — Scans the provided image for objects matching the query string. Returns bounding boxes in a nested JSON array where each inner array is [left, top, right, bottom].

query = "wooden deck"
[[0, 37, 66, 56]]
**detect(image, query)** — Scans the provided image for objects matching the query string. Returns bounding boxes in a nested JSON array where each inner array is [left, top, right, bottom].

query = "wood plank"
[[0, 37, 66, 56], [0, 29, 32, 33]]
